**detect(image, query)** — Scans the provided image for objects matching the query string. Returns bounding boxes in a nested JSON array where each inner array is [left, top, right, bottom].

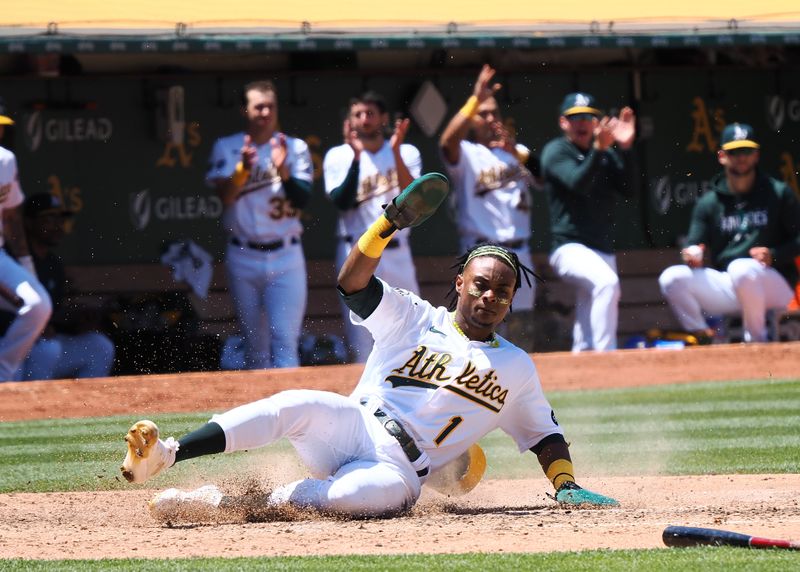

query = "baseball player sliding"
[[120, 173, 617, 520]]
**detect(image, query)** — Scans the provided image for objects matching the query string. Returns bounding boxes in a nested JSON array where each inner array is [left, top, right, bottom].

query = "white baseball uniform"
[[443, 140, 536, 310], [206, 132, 312, 369], [211, 278, 562, 516], [0, 146, 52, 381], [323, 141, 422, 361]]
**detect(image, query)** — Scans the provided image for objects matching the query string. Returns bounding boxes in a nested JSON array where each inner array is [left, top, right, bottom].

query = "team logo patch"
[[551, 409, 559, 426]]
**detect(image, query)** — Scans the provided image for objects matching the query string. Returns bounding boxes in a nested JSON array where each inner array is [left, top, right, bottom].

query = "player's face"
[[455, 256, 516, 334], [471, 98, 502, 145], [560, 114, 598, 150], [718, 148, 759, 181], [244, 89, 278, 133], [349, 102, 386, 139]]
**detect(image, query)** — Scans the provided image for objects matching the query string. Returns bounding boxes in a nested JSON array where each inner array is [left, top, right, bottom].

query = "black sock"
[[175, 421, 226, 463]]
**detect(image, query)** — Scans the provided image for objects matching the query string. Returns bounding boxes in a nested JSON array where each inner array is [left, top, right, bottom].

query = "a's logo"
[[574, 93, 591, 106], [732, 124, 749, 141], [428, 326, 446, 337], [767, 96, 785, 131], [686, 96, 726, 153], [130, 189, 151, 231], [156, 85, 201, 168]]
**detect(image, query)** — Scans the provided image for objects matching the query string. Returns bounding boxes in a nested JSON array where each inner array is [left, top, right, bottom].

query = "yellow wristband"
[[231, 161, 250, 187], [357, 215, 396, 259], [459, 95, 479, 118], [545, 459, 575, 491]]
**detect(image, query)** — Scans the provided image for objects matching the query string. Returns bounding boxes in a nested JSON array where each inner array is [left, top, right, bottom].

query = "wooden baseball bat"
[[663, 526, 800, 550]]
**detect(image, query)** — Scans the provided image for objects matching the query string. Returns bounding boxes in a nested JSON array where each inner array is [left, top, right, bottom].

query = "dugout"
[[1, 3, 799, 367]]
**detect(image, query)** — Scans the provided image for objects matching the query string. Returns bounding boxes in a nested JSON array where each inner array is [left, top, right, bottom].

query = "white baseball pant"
[[210, 389, 422, 517], [549, 243, 620, 352], [659, 258, 793, 342], [0, 250, 52, 381], [224, 240, 307, 369]]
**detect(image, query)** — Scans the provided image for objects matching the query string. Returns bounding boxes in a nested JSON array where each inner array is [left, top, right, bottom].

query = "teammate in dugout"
[[0, 97, 52, 382], [541, 92, 637, 352], [119, 173, 618, 520], [324, 91, 422, 362], [206, 80, 313, 369], [440, 64, 540, 350], [658, 123, 800, 343]]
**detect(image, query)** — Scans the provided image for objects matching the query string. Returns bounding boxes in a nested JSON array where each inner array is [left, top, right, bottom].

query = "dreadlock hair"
[[446, 242, 542, 312]]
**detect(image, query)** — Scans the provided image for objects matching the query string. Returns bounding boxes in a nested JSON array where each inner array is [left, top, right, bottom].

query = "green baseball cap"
[[560, 92, 602, 117], [0, 96, 13, 125], [720, 123, 760, 151]]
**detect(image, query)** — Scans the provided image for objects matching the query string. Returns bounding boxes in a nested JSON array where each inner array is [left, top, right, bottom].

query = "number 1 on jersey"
[[434, 416, 463, 446]]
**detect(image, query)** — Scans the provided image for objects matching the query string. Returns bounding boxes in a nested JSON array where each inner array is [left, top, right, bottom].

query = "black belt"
[[231, 236, 299, 252], [373, 408, 429, 478], [476, 238, 526, 250], [342, 236, 401, 250]]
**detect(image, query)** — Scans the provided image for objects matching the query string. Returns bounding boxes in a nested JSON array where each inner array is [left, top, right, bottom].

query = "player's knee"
[[727, 258, 761, 285], [16, 282, 53, 326], [29, 338, 63, 363], [593, 273, 620, 301], [658, 265, 692, 296]]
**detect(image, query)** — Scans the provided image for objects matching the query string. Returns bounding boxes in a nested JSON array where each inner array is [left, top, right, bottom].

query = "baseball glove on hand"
[[552, 481, 619, 507], [383, 172, 450, 230]]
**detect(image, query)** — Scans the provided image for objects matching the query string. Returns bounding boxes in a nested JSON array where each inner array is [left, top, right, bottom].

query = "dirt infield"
[[0, 342, 798, 560]]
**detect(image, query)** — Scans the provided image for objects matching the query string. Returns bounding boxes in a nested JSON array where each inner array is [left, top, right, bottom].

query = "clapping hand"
[[610, 106, 636, 149], [240, 134, 258, 170], [270, 133, 289, 177], [344, 119, 365, 159], [390, 117, 410, 152]]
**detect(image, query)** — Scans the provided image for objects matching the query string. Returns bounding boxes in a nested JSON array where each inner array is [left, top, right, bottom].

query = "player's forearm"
[[530, 433, 574, 490], [439, 113, 471, 165], [328, 158, 360, 209], [393, 150, 414, 190], [283, 177, 312, 210], [337, 247, 381, 295]]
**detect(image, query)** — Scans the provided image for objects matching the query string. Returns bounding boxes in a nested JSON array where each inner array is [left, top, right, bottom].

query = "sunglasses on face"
[[725, 148, 757, 157], [566, 113, 597, 122]]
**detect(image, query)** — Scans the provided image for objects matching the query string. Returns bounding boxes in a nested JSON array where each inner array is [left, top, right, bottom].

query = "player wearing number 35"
[[120, 174, 617, 521], [206, 80, 313, 369]]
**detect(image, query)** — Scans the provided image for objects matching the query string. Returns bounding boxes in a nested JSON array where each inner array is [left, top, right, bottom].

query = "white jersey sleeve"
[[0, 148, 23, 247], [400, 143, 422, 179], [498, 362, 564, 452], [352, 278, 429, 349], [323, 145, 356, 193], [289, 137, 313, 183], [205, 135, 238, 185]]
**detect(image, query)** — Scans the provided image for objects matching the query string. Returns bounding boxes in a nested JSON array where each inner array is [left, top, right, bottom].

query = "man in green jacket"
[[541, 93, 637, 352], [658, 123, 800, 343]]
